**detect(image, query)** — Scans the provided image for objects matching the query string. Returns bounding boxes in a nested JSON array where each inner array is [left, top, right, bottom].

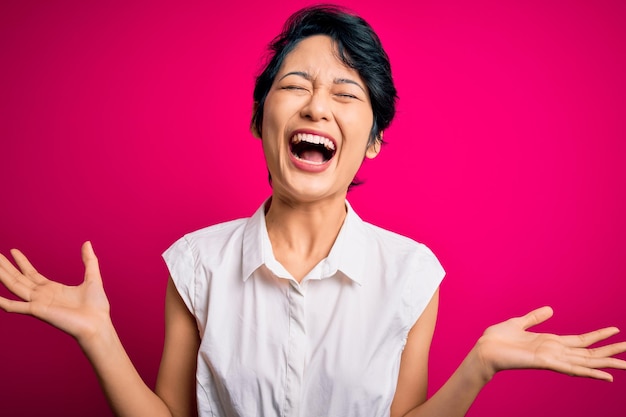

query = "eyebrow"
[[279, 71, 367, 93]]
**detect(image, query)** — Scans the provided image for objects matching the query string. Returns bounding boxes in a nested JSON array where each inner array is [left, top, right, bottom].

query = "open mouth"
[[290, 133, 336, 164]]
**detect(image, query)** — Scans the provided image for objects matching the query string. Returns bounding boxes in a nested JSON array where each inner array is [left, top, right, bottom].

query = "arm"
[[86, 276, 199, 417], [392, 293, 626, 417], [391, 288, 489, 417], [155, 277, 200, 417], [0, 243, 198, 417], [390, 288, 439, 416]]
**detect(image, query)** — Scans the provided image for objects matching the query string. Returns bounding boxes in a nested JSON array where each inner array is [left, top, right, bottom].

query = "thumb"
[[521, 306, 554, 330], [81, 241, 102, 283]]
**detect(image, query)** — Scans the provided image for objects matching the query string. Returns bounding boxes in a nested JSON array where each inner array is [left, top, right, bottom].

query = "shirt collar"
[[327, 200, 367, 284], [241, 199, 367, 285], [241, 201, 268, 282]]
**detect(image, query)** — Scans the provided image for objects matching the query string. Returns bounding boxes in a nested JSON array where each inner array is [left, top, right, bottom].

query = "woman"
[[0, 5, 624, 417]]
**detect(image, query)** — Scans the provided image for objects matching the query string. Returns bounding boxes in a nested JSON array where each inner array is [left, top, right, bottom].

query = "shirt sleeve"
[[403, 243, 446, 329], [162, 235, 196, 315]]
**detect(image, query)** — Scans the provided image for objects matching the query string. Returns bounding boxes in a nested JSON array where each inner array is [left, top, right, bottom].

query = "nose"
[[300, 89, 333, 122]]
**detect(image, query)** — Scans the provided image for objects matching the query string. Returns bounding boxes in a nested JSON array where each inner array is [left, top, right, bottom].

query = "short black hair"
[[251, 4, 397, 146]]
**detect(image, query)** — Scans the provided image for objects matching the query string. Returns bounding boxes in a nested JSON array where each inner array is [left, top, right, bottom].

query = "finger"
[[520, 306, 554, 330], [0, 255, 35, 299], [9, 249, 46, 284], [0, 252, 27, 281], [559, 327, 621, 348], [569, 341, 626, 362], [10, 248, 38, 275], [544, 357, 616, 381], [588, 340, 626, 358], [567, 352, 626, 371], [0, 295, 31, 315], [566, 365, 615, 382], [81, 241, 102, 284]]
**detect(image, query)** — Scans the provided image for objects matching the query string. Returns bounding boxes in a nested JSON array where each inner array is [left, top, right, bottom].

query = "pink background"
[[1, 1, 625, 416]]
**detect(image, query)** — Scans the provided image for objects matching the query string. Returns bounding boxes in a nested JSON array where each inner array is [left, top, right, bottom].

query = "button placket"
[[283, 281, 306, 417]]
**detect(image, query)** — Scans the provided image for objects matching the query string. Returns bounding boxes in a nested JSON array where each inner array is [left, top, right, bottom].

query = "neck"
[[265, 194, 347, 281]]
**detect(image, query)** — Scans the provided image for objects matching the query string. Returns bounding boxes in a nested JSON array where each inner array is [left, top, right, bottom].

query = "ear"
[[250, 102, 261, 139], [365, 132, 382, 159]]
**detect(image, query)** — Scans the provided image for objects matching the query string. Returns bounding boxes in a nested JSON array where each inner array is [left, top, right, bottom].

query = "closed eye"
[[281, 85, 308, 91]]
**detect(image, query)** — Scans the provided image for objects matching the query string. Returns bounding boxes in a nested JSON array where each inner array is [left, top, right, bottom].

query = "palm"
[[478, 307, 626, 381], [0, 242, 111, 342]]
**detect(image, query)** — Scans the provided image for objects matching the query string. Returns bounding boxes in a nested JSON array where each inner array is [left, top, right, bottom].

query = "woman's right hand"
[[0, 241, 112, 345], [1, 244, 184, 417]]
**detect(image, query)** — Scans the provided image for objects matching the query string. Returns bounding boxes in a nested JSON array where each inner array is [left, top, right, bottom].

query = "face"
[[258, 35, 379, 205]]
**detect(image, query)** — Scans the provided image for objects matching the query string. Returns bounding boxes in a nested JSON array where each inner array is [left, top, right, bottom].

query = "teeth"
[[291, 133, 335, 151]]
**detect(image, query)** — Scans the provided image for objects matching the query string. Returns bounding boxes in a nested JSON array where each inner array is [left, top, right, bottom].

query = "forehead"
[[278, 35, 363, 81]]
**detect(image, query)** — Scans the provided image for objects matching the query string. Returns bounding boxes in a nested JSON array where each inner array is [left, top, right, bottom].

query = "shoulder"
[[162, 217, 251, 317], [343, 204, 443, 277], [357, 219, 445, 292], [182, 217, 248, 247], [361, 220, 438, 262], [163, 217, 249, 265], [342, 213, 444, 339]]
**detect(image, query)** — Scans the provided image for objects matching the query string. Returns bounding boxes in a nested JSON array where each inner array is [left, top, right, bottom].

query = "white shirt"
[[162, 200, 445, 417]]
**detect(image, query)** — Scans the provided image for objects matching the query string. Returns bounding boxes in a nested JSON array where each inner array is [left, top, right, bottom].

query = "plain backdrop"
[[1, 1, 625, 416]]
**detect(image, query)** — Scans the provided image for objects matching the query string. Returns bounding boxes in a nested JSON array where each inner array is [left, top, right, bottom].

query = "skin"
[[256, 35, 380, 281], [259, 35, 379, 206], [1, 34, 626, 417]]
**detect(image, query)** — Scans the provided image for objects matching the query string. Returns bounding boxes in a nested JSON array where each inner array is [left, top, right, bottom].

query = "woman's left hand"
[[476, 306, 626, 382]]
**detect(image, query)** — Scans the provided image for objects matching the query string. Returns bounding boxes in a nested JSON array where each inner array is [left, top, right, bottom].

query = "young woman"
[[0, 5, 624, 417]]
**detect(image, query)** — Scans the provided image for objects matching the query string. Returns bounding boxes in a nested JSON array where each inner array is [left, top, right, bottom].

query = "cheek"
[[261, 98, 290, 138], [260, 138, 279, 174], [338, 108, 374, 143]]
